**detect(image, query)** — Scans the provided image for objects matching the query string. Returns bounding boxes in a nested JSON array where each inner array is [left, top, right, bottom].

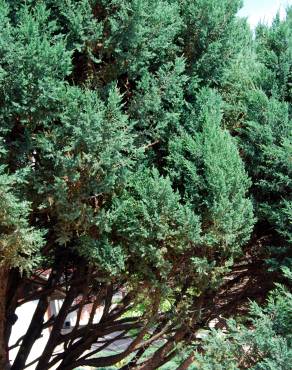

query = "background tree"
[[0, 1, 290, 369]]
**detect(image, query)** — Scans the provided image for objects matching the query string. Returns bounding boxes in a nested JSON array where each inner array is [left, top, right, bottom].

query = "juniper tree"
[[239, 9, 292, 272], [191, 10, 292, 370], [0, 1, 290, 369]]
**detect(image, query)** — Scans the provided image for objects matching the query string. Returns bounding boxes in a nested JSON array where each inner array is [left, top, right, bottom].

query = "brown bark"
[[135, 327, 187, 370], [0, 267, 10, 370], [11, 269, 60, 370], [176, 352, 195, 370], [35, 284, 76, 370]]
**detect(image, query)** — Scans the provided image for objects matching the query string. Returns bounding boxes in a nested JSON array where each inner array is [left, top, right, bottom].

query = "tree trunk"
[[176, 352, 195, 370], [0, 267, 10, 369], [136, 328, 187, 370], [10, 270, 58, 370]]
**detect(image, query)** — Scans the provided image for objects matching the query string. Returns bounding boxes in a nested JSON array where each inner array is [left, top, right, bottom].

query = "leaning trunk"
[[0, 267, 9, 369]]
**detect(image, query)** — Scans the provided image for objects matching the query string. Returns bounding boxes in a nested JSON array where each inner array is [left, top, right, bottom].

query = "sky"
[[238, 0, 292, 28]]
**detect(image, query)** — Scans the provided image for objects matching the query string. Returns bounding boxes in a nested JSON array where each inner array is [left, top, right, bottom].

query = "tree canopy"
[[0, 1, 291, 369]]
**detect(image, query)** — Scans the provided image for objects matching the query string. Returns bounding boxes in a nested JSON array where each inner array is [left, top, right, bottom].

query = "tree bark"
[[35, 284, 76, 370], [176, 352, 195, 370], [0, 267, 10, 369], [135, 327, 187, 370], [11, 269, 59, 370]]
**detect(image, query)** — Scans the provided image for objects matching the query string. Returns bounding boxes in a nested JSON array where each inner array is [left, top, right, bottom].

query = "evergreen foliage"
[[0, 1, 290, 369], [0, 166, 44, 271]]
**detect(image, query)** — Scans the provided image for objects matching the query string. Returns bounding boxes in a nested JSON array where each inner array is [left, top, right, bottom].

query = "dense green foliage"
[[0, 0, 290, 369], [0, 0, 255, 290], [0, 166, 44, 271]]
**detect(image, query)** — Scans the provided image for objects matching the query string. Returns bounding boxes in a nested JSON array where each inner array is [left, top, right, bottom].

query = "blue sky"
[[238, 0, 292, 28]]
